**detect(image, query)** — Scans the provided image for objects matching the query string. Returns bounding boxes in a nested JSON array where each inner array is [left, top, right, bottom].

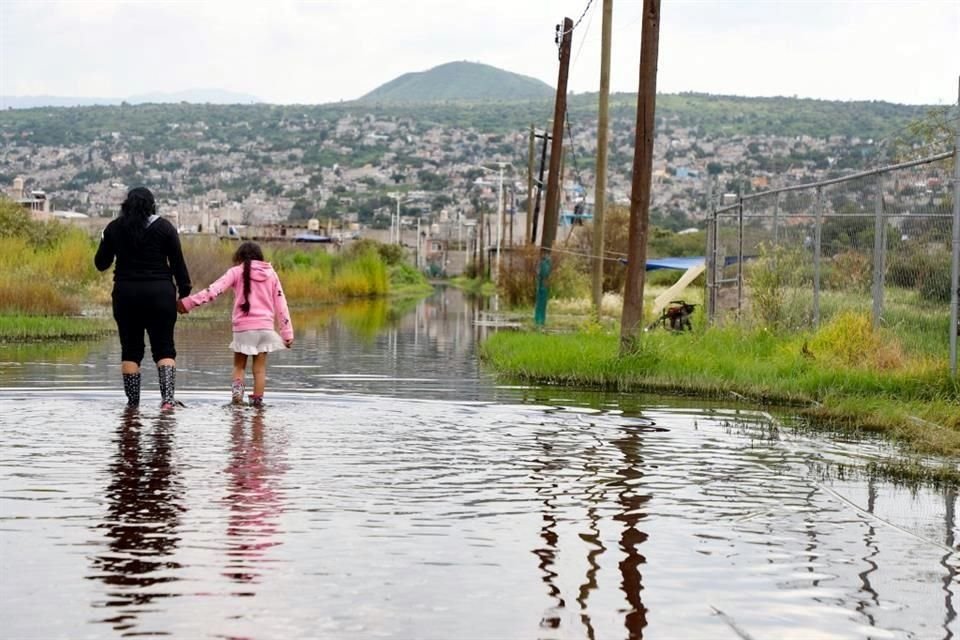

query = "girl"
[[178, 242, 293, 407]]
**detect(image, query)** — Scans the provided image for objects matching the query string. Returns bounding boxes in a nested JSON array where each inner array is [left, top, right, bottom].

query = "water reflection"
[[943, 487, 958, 637], [611, 426, 651, 639], [532, 432, 566, 630], [223, 407, 286, 587], [0, 289, 958, 639], [89, 408, 183, 634], [855, 479, 880, 627]]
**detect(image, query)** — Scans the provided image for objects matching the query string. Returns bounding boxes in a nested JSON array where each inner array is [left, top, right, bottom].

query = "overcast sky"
[[1, 0, 957, 105]]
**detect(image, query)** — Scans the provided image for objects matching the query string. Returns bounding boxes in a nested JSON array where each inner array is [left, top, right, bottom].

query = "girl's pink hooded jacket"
[[181, 260, 293, 341]]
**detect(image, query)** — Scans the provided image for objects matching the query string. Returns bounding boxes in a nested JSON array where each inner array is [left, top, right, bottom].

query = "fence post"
[[773, 191, 780, 246], [737, 196, 744, 321], [813, 186, 823, 328], [706, 211, 716, 324], [871, 175, 885, 329], [950, 102, 960, 377]]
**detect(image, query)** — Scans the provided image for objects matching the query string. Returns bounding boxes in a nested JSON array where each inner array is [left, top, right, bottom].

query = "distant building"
[[6, 177, 52, 220]]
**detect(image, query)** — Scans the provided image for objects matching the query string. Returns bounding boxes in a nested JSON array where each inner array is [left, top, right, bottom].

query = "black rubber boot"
[[158, 365, 176, 408], [122, 372, 141, 407]]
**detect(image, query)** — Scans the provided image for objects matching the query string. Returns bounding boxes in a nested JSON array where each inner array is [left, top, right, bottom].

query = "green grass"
[[448, 276, 496, 296], [0, 315, 110, 341], [388, 263, 435, 298], [480, 324, 960, 457]]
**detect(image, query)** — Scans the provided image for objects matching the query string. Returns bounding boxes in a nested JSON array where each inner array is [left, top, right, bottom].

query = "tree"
[[289, 198, 315, 221]]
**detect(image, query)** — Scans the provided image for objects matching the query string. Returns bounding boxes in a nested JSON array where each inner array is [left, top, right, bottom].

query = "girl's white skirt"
[[230, 330, 286, 355]]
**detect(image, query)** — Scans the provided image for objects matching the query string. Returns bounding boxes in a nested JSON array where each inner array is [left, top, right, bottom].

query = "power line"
[[569, 0, 597, 73], [557, 0, 596, 38], [564, 110, 585, 189], [547, 244, 624, 263]]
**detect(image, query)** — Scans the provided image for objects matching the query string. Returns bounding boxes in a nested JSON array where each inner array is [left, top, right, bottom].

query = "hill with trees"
[[357, 61, 554, 103]]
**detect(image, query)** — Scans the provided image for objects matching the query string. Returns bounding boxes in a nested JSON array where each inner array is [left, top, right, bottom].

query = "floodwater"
[[1, 288, 957, 639]]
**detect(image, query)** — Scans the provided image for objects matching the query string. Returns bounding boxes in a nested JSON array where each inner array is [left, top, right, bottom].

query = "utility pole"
[[507, 185, 517, 249], [950, 74, 960, 377], [620, 0, 661, 353], [527, 124, 535, 244], [388, 192, 403, 244], [478, 204, 485, 279], [534, 16, 573, 327], [531, 131, 550, 244], [495, 162, 505, 283], [592, 0, 614, 319]]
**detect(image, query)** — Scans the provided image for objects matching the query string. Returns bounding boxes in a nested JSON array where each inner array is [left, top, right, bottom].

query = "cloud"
[[1, 0, 956, 104]]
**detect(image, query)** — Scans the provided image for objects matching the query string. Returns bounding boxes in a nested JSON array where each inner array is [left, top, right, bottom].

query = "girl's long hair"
[[233, 241, 264, 314], [118, 187, 157, 244]]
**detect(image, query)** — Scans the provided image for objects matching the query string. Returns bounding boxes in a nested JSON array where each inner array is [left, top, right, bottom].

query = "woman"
[[95, 187, 191, 409]]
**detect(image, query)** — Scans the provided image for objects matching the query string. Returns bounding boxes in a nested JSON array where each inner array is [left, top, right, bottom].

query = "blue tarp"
[[644, 256, 705, 271], [616, 255, 747, 268]]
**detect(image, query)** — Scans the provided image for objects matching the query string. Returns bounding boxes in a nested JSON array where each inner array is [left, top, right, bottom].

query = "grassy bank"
[[183, 236, 433, 305], [480, 314, 960, 458], [0, 315, 110, 341], [0, 195, 432, 341], [448, 275, 497, 297]]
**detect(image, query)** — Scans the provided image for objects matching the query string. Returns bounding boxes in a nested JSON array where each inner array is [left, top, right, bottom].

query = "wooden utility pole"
[[527, 124, 535, 244], [592, 0, 613, 319], [620, 0, 661, 353], [534, 16, 573, 326], [531, 131, 550, 243]]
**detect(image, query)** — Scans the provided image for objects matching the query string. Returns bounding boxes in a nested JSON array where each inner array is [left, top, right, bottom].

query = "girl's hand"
[[284, 339, 294, 349]]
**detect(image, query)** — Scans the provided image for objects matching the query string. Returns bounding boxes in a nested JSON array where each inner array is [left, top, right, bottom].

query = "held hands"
[[176, 299, 188, 314]]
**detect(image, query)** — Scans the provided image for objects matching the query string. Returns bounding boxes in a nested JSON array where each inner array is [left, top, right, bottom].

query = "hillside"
[[357, 61, 554, 103], [0, 93, 932, 146], [0, 92, 942, 225]]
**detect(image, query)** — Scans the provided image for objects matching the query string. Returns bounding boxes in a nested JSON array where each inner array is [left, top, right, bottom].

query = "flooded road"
[[1, 288, 957, 639]]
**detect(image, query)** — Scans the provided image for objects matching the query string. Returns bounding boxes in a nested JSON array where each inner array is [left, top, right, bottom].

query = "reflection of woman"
[[95, 187, 191, 409], [224, 409, 284, 584], [90, 410, 183, 632]]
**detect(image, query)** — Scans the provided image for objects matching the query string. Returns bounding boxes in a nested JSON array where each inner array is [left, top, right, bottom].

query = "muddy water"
[[1, 288, 957, 639]]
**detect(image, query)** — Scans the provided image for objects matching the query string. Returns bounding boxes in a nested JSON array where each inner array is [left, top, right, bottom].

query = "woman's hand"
[[176, 299, 188, 314]]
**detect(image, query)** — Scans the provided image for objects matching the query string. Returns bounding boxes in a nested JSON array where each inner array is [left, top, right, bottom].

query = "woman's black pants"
[[112, 280, 178, 364]]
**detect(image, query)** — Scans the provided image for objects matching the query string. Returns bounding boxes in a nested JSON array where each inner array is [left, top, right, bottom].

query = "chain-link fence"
[[706, 150, 959, 373]]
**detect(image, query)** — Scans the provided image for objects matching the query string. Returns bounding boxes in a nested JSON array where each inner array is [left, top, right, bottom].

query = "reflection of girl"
[[95, 187, 191, 409], [178, 242, 293, 407], [224, 409, 283, 584]]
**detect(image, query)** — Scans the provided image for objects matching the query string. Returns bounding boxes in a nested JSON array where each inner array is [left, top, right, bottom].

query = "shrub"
[[390, 262, 428, 287], [0, 224, 95, 315], [809, 310, 904, 370], [887, 248, 951, 302], [0, 197, 68, 248], [270, 246, 335, 274], [332, 250, 388, 298], [825, 250, 872, 293], [747, 242, 809, 331], [278, 268, 336, 304], [180, 236, 235, 289], [498, 244, 585, 307], [0, 280, 79, 315], [345, 238, 406, 266]]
